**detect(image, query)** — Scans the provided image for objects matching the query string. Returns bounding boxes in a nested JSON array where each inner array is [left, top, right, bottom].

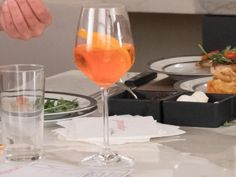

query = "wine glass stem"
[[101, 87, 110, 149]]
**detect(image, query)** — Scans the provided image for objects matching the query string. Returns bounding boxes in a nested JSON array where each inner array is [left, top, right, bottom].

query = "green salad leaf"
[[44, 98, 79, 113]]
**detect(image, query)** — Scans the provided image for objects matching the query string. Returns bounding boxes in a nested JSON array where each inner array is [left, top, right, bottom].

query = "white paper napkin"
[[53, 115, 185, 145]]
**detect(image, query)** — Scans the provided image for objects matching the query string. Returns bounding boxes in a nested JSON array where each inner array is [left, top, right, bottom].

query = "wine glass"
[[74, 3, 135, 168]]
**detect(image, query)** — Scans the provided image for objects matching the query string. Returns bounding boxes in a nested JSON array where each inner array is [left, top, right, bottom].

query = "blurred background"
[[0, 0, 235, 76]]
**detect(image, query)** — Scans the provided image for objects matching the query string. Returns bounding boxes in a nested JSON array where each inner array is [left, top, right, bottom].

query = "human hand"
[[0, 7, 3, 30], [0, 0, 52, 40]]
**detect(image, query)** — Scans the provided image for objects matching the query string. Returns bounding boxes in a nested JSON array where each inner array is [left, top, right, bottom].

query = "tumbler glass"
[[0, 64, 45, 161]]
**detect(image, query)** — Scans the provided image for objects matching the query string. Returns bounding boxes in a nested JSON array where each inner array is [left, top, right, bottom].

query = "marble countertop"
[[46, 0, 236, 15], [44, 70, 236, 177], [0, 70, 234, 177]]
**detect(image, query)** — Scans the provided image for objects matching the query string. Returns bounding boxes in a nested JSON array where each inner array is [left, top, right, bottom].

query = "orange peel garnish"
[[77, 28, 120, 49]]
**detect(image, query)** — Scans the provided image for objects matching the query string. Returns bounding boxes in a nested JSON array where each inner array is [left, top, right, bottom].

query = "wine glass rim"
[[81, 3, 125, 9]]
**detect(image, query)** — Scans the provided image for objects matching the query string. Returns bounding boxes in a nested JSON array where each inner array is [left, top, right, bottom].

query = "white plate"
[[147, 56, 212, 80], [174, 77, 212, 92], [44, 109, 97, 125], [44, 91, 97, 121]]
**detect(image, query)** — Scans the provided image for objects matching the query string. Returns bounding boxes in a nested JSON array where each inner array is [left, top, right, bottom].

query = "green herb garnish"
[[44, 98, 79, 113], [198, 44, 236, 65], [223, 120, 236, 127]]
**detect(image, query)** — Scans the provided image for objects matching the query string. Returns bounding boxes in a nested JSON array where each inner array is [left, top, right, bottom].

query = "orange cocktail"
[[74, 29, 135, 88]]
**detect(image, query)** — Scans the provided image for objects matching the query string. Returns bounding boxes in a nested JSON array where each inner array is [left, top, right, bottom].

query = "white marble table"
[[46, 0, 236, 15], [44, 70, 236, 177]]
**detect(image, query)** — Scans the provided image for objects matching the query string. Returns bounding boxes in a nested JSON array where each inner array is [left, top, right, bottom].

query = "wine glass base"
[[81, 149, 134, 169]]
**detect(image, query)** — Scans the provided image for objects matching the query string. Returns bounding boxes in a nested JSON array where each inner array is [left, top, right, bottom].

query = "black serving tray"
[[231, 96, 236, 121], [162, 92, 234, 127], [108, 90, 176, 122]]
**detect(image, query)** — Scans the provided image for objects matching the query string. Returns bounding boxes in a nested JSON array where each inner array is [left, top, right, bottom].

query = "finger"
[[1, 1, 21, 38], [26, 0, 51, 25], [15, 0, 45, 36], [15, 0, 39, 29], [7, 0, 31, 39], [0, 7, 4, 30]]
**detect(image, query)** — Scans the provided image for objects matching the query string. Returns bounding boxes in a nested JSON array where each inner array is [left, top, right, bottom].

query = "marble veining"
[[45, 0, 236, 15], [199, 0, 236, 15]]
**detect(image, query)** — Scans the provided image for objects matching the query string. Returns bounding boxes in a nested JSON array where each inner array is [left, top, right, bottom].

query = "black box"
[[162, 92, 234, 127], [108, 90, 176, 122]]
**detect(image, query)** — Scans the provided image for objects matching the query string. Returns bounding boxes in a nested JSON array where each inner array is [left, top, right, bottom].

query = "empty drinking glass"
[[0, 64, 45, 161]]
